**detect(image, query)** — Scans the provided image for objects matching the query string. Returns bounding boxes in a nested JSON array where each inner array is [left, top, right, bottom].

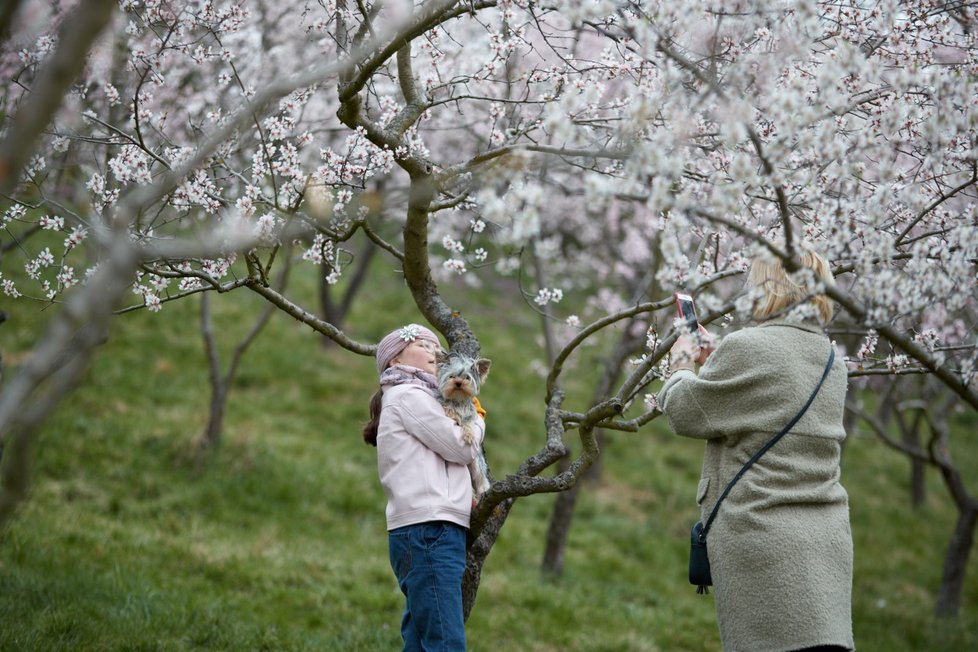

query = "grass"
[[0, 260, 976, 651]]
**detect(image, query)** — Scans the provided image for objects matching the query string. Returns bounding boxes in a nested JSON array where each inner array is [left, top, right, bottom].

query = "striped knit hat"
[[375, 324, 441, 374]]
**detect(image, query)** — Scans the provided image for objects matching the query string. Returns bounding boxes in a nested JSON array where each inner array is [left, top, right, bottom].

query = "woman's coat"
[[659, 318, 854, 652]]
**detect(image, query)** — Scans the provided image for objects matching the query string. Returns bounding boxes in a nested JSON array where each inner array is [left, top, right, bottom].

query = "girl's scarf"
[[379, 364, 439, 393]]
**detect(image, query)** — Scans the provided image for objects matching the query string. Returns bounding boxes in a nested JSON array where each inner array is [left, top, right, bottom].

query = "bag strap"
[[698, 343, 836, 543]]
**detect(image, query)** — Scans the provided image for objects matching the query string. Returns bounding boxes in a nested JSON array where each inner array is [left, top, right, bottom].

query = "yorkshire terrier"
[[436, 351, 493, 499]]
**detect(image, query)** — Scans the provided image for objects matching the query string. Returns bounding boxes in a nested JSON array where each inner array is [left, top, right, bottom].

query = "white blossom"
[[443, 258, 467, 275], [534, 288, 563, 306]]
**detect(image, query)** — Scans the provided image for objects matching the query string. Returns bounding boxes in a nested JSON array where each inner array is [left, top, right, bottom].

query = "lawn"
[[0, 263, 975, 651]]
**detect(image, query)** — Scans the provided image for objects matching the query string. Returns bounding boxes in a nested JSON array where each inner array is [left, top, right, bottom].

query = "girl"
[[363, 324, 484, 651]]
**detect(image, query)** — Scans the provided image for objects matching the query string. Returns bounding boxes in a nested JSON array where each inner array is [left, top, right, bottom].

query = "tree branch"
[[894, 166, 978, 247], [0, 0, 116, 194], [244, 280, 374, 355]]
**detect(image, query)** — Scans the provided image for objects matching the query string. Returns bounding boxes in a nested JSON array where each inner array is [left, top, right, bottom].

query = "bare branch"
[[244, 280, 375, 355]]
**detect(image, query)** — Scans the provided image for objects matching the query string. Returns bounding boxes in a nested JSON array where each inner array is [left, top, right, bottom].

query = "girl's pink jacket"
[[377, 383, 485, 531]]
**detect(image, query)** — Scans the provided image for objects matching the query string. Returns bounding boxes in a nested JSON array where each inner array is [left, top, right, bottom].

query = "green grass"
[[0, 261, 976, 651]]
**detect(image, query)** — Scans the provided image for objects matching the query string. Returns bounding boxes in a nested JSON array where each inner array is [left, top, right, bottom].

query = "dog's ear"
[[476, 357, 491, 381], [435, 349, 449, 366]]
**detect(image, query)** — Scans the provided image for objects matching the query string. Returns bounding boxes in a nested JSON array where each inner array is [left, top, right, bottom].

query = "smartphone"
[[674, 292, 698, 333]]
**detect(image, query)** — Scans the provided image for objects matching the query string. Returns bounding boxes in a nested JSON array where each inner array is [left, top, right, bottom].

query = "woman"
[[659, 251, 854, 652], [363, 323, 484, 651]]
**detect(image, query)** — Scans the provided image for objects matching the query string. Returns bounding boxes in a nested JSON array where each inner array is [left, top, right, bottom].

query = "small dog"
[[436, 351, 492, 499]]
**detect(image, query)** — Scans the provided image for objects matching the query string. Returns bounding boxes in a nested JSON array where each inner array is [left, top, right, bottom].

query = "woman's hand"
[[693, 326, 716, 364], [670, 326, 715, 372]]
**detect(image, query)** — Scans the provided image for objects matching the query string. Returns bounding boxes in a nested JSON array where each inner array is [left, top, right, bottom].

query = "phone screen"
[[675, 294, 698, 332]]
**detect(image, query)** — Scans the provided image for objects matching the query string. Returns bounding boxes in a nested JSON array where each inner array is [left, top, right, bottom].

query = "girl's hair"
[[362, 387, 383, 446], [748, 249, 835, 324]]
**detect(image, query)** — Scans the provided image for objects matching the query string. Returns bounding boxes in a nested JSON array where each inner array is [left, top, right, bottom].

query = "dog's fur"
[[436, 351, 492, 498]]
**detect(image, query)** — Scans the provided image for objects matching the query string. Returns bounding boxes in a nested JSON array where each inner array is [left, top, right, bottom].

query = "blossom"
[[26, 155, 45, 176], [2, 278, 21, 298], [886, 354, 910, 372], [64, 227, 88, 251], [914, 329, 941, 352], [108, 145, 152, 184], [643, 394, 660, 412], [442, 235, 465, 254], [534, 288, 563, 306], [3, 204, 26, 223], [57, 266, 76, 289], [201, 257, 233, 279], [179, 278, 203, 292], [149, 275, 169, 292], [856, 330, 878, 361], [443, 259, 467, 275], [144, 293, 162, 312], [39, 215, 64, 231], [302, 234, 335, 265], [252, 213, 281, 245]]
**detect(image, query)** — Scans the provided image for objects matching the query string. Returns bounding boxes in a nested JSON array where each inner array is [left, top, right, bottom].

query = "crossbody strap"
[[698, 344, 836, 543]]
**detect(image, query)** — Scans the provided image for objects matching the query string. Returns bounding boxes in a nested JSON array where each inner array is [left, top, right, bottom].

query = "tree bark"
[[197, 260, 290, 455], [540, 456, 579, 578], [540, 329, 644, 576], [935, 505, 978, 617], [895, 408, 927, 508]]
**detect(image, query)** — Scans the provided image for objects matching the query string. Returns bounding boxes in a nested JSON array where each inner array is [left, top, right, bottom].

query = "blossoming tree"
[[1, 0, 976, 617]]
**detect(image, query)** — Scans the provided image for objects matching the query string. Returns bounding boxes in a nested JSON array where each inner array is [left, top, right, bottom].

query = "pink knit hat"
[[376, 324, 441, 374]]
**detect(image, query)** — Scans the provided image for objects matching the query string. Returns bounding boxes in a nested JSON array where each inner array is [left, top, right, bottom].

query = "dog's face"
[[436, 352, 491, 403]]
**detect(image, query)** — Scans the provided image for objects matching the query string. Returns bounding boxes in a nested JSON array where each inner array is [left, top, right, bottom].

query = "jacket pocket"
[[695, 478, 710, 506]]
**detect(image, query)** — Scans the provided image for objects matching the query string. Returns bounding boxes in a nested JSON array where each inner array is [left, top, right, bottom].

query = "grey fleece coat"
[[659, 318, 854, 652]]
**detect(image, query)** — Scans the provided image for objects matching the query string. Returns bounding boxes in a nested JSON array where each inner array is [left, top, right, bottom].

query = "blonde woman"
[[660, 251, 854, 652]]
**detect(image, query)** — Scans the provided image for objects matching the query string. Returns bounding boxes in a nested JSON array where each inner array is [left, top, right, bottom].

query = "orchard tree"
[[1, 0, 977, 618]]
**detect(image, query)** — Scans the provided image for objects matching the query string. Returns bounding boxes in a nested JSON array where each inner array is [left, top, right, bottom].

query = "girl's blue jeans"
[[388, 521, 467, 652]]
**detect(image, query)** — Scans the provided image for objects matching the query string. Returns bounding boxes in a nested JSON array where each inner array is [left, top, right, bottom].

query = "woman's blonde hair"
[[748, 250, 835, 324]]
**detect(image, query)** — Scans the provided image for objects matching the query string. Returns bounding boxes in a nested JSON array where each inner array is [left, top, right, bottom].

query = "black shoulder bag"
[[689, 345, 835, 594]]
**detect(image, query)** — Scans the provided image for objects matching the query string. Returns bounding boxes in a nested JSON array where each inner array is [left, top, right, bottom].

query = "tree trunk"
[[907, 428, 927, 508], [196, 260, 290, 456], [894, 408, 927, 508], [200, 383, 228, 453], [462, 497, 516, 620], [540, 329, 644, 576], [540, 455, 580, 578], [198, 292, 225, 453], [935, 504, 978, 617]]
